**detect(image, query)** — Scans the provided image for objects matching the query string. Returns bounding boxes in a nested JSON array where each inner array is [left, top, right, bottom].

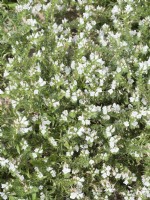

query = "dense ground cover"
[[0, 0, 150, 199]]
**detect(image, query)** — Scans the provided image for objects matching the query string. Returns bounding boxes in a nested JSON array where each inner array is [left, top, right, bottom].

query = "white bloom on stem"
[[32, 3, 42, 15], [112, 103, 120, 113], [65, 89, 70, 98], [49, 137, 57, 147], [32, 152, 37, 158], [0, 193, 7, 200], [71, 95, 77, 102], [77, 127, 84, 136], [25, 18, 37, 27], [112, 5, 120, 15], [38, 172, 43, 179], [131, 121, 138, 127], [124, 121, 129, 127], [46, 167, 56, 177], [110, 147, 119, 153], [84, 120, 90, 125], [77, 66, 83, 75], [131, 111, 138, 118], [123, 180, 129, 185], [62, 163, 71, 174], [86, 22, 92, 31], [89, 160, 94, 165], [78, 116, 84, 121], [53, 101, 60, 108], [38, 77, 46, 86], [125, 5, 133, 13], [34, 89, 38, 95], [70, 189, 84, 199], [3, 70, 9, 77], [79, 18, 84, 25], [102, 106, 107, 115], [9, 163, 16, 172], [39, 185, 43, 190], [1, 182, 9, 190], [108, 89, 113, 94]]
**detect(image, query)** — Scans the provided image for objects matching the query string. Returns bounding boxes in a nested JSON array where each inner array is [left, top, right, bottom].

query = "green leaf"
[[32, 193, 37, 200], [9, 196, 16, 200], [16, 144, 20, 154]]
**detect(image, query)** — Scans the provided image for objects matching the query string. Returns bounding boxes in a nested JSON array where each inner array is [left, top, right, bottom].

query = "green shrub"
[[0, 0, 150, 199]]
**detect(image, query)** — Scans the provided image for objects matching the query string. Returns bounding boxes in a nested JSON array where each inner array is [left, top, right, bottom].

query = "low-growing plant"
[[0, 0, 150, 199]]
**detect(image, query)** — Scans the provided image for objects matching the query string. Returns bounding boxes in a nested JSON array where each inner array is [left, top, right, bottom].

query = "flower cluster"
[[0, 0, 150, 199]]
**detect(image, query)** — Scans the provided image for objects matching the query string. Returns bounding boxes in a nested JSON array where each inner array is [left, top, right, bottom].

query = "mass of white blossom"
[[0, 0, 150, 199]]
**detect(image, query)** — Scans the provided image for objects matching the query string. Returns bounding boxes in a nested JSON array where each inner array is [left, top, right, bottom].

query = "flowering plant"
[[0, 0, 150, 199]]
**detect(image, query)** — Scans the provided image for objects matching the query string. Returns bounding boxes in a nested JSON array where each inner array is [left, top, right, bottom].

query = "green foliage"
[[0, 0, 150, 199]]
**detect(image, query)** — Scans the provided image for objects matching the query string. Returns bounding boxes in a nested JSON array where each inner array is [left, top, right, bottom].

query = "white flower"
[[94, 169, 99, 174], [109, 140, 115, 148], [38, 77, 46, 86], [71, 95, 77, 102], [123, 180, 129, 185], [141, 98, 147, 105], [117, 67, 121, 73], [102, 106, 107, 115], [106, 125, 115, 138], [0, 193, 7, 200], [51, 170, 56, 177], [86, 23, 92, 31], [53, 101, 60, 108], [0, 89, 4, 94], [32, 3, 42, 15], [111, 147, 119, 153], [25, 18, 37, 27], [9, 163, 16, 172], [1, 182, 9, 190], [85, 120, 90, 125], [128, 78, 134, 84], [0, 157, 9, 167], [70, 189, 84, 199], [78, 116, 84, 121], [89, 160, 94, 165], [46, 167, 53, 172], [102, 172, 107, 178], [111, 80, 117, 89], [108, 89, 113, 94], [49, 137, 57, 147], [96, 88, 102, 93], [71, 61, 76, 69], [77, 67, 83, 75], [125, 5, 133, 13], [39, 185, 43, 190], [79, 18, 84, 25], [112, 5, 120, 15], [65, 67, 71, 75], [77, 127, 84, 136], [65, 89, 70, 98], [32, 152, 37, 158], [83, 149, 89, 155], [115, 173, 121, 179], [142, 45, 148, 54], [124, 121, 129, 127], [62, 164, 71, 174], [34, 89, 38, 95], [70, 192, 77, 199], [83, 12, 89, 19], [38, 172, 43, 179], [3, 70, 9, 77], [47, 167, 56, 177], [112, 103, 120, 113], [132, 121, 138, 127], [131, 111, 138, 118]]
